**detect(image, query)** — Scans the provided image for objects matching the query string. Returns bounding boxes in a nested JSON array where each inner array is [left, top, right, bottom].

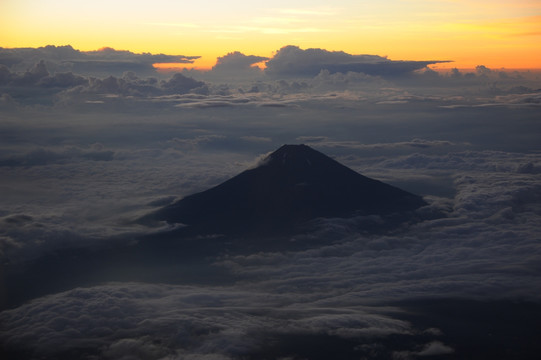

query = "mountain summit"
[[146, 144, 426, 235]]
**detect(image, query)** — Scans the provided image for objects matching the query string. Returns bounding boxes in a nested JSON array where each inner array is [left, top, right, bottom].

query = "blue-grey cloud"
[[0, 283, 418, 359], [265, 45, 449, 77], [0, 60, 88, 89], [161, 73, 207, 94], [212, 51, 268, 72], [0, 146, 114, 167], [0, 61, 209, 106], [0, 45, 200, 77], [296, 137, 457, 150], [2, 46, 540, 111]]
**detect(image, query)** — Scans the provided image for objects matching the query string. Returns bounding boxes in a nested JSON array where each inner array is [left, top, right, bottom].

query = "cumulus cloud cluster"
[[2, 45, 540, 110], [0, 283, 417, 359], [265, 45, 449, 77], [0, 45, 198, 77], [219, 151, 541, 300], [211, 52, 268, 77], [0, 62, 208, 106]]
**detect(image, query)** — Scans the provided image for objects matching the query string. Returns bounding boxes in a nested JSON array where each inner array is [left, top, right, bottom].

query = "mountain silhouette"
[[3, 145, 428, 309], [144, 144, 426, 236]]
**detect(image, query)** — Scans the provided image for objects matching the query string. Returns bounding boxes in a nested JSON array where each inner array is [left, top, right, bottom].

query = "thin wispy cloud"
[[207, 25, 330, 35], [277, 7, 340, 16], [145, 22, 200, 28]]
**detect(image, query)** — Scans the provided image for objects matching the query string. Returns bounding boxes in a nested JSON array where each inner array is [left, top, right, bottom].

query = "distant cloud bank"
[[265, 45, 450, 77], [0, 45, 199, 77], [1, 44, 447, 80], [1, 45, 540, 110]]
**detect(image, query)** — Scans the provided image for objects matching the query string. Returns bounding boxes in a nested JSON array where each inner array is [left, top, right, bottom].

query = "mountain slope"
[[146, 144, 426, 235]]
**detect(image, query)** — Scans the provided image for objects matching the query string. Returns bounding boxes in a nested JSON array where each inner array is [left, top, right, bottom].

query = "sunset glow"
[[1, 0, 540, 69], [153, 62, 209, 71]]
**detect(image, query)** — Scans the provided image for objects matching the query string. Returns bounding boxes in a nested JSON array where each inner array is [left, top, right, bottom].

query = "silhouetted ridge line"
[[144, 144, 427, 235]]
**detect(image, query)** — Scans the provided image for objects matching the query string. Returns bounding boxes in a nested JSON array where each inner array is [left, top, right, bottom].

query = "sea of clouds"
[[1, 45, 541, 359]]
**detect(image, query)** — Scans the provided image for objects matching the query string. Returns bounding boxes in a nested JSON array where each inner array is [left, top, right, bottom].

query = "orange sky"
[[1, 0, 540, 70]]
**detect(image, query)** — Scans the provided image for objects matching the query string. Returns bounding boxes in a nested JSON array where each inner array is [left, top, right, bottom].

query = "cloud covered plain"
[[1, 45, 541, 359]]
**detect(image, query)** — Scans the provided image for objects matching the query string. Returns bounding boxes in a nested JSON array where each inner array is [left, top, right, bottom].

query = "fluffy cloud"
[[2, 45, 540, 111], [0, 45, 199, 77], [161, 73, 207, 94], [265, 45, 447, 77], [416, 341, 455, 356], [65, 71, 207, 97], [0, 60, 89, 92], [0, 283, 415, 359], [0, 62, 208, 106], [212, 52, 268, 73]]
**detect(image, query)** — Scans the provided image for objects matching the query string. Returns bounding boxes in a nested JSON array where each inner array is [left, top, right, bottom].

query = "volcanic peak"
[[147, 144, 427, 235]]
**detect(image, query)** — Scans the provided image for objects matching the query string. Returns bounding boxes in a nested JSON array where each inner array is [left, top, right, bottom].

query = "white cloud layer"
[[0, 283, 414, 359]]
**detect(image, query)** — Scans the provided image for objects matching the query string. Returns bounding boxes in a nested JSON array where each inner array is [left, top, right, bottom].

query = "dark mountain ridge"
[[144, 144, 426, 236]]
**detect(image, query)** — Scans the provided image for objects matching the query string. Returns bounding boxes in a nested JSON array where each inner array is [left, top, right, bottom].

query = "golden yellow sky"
[[1, 0, 540, 69]]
